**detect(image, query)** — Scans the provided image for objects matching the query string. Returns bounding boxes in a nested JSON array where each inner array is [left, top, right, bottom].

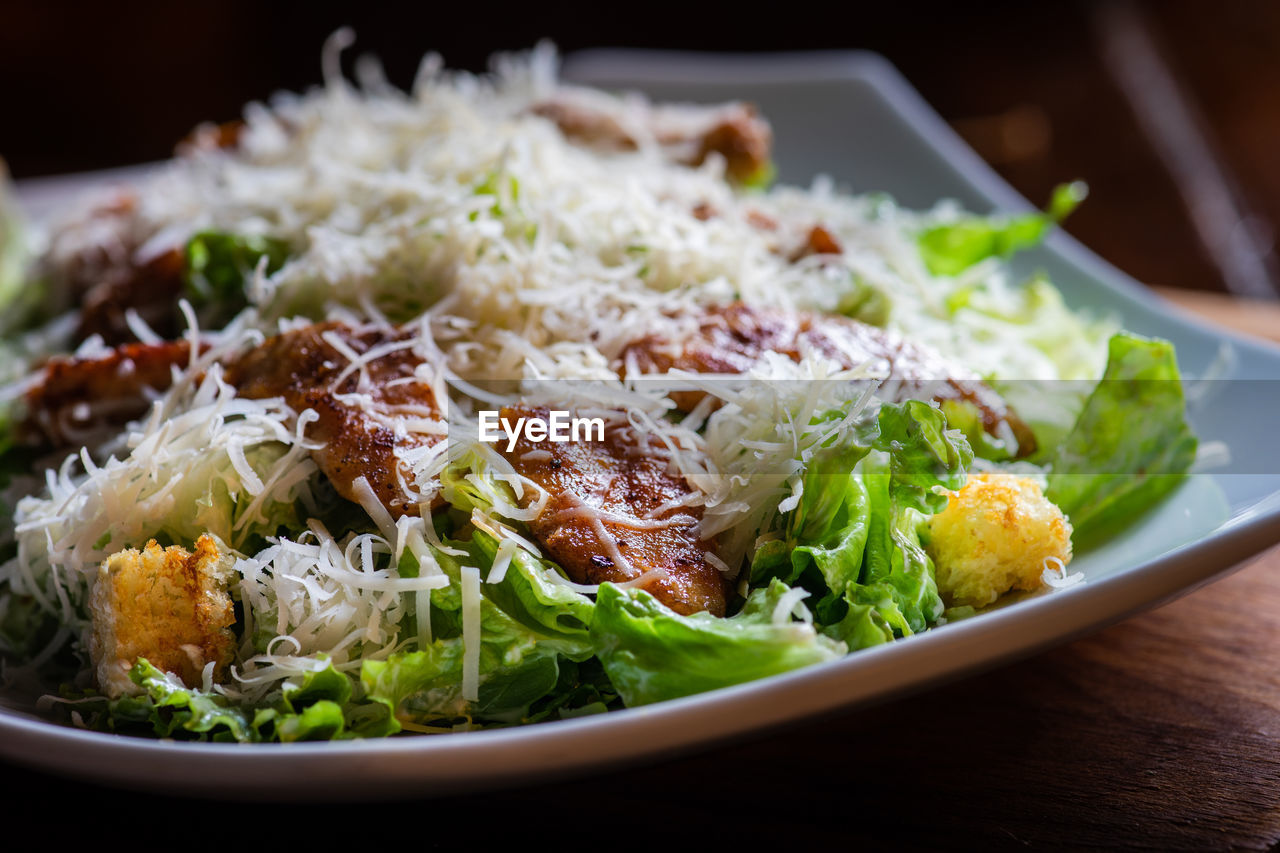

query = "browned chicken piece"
[[89, 535, 237, 697], [228, 322, 445, 517], [497, 405, 727, 616], [532, 96, 773, 182], [22, 339, 194, 449], [75, 247, 187, 345], [530, 100, 638, 151], [685, 104, 772, 183], [44, 190, 187, 345], [620, 303, 1038, 457], [792, 225, 843, 261]]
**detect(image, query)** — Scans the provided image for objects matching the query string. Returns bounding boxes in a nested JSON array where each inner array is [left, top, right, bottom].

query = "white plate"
[[3, 50, 1280, 800]]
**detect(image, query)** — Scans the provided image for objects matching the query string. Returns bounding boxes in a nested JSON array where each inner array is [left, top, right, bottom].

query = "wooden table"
[[3, 294, 1279, 849]]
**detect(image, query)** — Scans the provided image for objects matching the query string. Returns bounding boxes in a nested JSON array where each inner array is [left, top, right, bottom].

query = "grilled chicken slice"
[[228, 322, 445, 517], [22, 339, 194, 450], [74, 247, 186, 345], [621, 302, 1037, 456], [42, 190, 186, 345], [532, 96, 772, 183], [496, 405, 727, 616]]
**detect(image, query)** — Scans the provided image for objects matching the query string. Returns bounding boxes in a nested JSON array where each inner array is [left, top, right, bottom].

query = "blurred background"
[[3, 0, 1279, 302]]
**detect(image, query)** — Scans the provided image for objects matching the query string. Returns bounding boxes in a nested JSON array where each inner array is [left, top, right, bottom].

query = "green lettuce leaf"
[[843, 455, 943, 636], [0, 590, 66, 663], [591, 579, 845, 707], [918, 182, 1086, 276], [360, 633, 559, 726], [0, 161, 29, 329], [950, 276, 1116, 384], [184, 230, 290, 320], [124, 659, 253, 741], [835, 274, 891, 326], [469, 531, 595, 656], [749, 400, 968, 645], [1046, 332, 1197, 548], [872, 399, 973, 514], [738, 160, 776, 192], [524, 657, 621, 722], [253, 663, 399, 741], [75, 659, 397, 742], [361, 537, 590, 725]]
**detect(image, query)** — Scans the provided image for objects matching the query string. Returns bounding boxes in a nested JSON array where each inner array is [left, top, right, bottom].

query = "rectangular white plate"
[[2, 49, 1279, 799]]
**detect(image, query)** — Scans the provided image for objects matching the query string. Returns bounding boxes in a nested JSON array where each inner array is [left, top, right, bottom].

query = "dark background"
[[5, 0, 1280, 298]]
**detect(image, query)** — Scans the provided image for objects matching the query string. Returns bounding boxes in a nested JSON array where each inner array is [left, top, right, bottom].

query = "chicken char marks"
[[497, 405, 727, 617], [228, 322, 444, 517], [622, 303, 1037, 456], [23, 340, 194, 450]]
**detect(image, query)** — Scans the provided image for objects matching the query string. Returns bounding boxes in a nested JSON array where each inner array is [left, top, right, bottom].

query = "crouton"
[[88, 535, 237, 697], [925, 473, 1073, 608]]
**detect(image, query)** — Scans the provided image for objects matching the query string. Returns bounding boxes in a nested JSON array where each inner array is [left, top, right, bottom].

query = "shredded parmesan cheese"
[[460, 564, 482, 702]]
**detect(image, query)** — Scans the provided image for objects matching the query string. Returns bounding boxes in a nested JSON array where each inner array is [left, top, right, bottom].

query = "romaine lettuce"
[[1046, 332, 1198, 548], [184, 230, 290, 321], [918, 182, 1086, 276], [0, 161, 30, 331], [79, 658, 397, 743], [361, 535, 595, 725], [749, 400, 970, 647], [590, 579, 845, 707]]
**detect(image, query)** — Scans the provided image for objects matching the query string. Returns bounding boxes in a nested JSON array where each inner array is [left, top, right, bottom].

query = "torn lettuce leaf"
[[951, 276, 1116, 383], [841, 455, 945, 638], [1046, 332, 1197, 549], [590, 579, 845, 707], [918, 182, 1086, 277], [361, 535, 595, 726], [254, 662, 399, 741], [737, 159, 777, 192], [835, 273, 891, 327], [184, 230, 290, 321], [524, 657, 621, 722], [749, 400, 969, 647], [872, 399, 973, 514], [79, 659, 397, 743], [0, 161, 31, 332], [469, 531, 595, 651]]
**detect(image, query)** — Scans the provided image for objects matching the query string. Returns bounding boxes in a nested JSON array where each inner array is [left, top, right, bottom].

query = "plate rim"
[[4, 47, 1280, 798]]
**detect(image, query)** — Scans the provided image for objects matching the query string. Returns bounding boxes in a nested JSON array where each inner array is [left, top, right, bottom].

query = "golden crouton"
[[88, 535, 237, 697], [925, 473, 1073, 608]]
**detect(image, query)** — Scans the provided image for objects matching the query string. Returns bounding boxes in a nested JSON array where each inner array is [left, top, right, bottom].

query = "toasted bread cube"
[[88, 535, 237, 697], [925, 473, 1073, 608]]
